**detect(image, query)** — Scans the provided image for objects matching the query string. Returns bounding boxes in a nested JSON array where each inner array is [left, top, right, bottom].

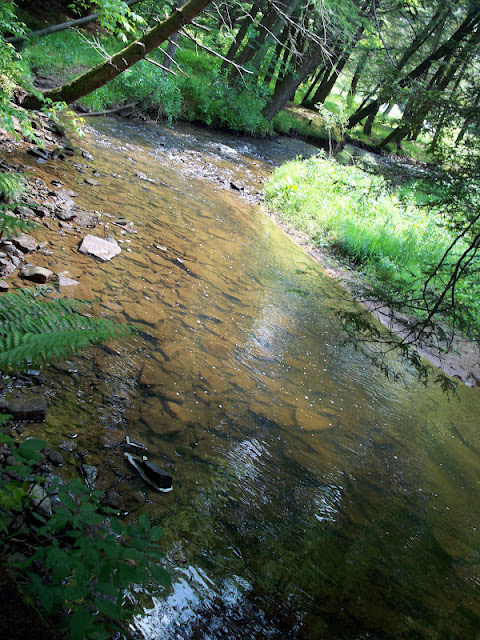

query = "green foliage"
[[0, 437, 169, 640], [0, 171, 37, 240], [265, 153, 480, 336], [69, 0, 145, 42], [0, 172, 25, 204], [0, 288, 134, 373]]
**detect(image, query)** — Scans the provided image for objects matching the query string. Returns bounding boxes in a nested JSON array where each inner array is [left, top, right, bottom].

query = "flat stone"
[[0, 396, 47, 421], [58, 271, 79, 287], [78, 234, 121, 261], [12, 232, 37, 253], [74, 212, 98, 228], [55, 207, 76, 221], [84, 178, 100, 186], [20, 265, 54, 284], [0, 280, 8, 292]]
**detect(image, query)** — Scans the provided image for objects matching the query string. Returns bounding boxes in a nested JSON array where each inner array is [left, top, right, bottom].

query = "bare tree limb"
[[145, 56, 177, 74], [6, 0, 145, 45], [179, 27, 254, 75]]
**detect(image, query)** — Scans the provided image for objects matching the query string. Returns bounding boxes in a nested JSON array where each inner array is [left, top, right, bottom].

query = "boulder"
[[0, 396, 47, 421], [124, 453, 172, 492], [78, 234, 121, 261], [29, 483, 52, 517], [20, 265, 54, 284], [0, 280, 8, 292], [44, 448, 64, 466], [12, 233, 37, 253]]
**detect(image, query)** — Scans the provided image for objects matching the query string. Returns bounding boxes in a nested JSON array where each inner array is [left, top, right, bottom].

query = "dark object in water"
[[124, 452, 172, 492]]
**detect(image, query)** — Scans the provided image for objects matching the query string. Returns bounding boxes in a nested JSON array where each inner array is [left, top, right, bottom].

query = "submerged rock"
[[20, 265, 54, 284], [101, 489, 125, 512], [124, 452, 173, 492], [0, 396, 47, 421], [78, 234, 121, 261], [29, 483, 52, 517], [44, 448, 64, 467], [12, 233, 37, 253], [80, 464, 97, 489]]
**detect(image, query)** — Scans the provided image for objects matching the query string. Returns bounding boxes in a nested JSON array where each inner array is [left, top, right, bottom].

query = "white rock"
[[78, 234, 121, 261]]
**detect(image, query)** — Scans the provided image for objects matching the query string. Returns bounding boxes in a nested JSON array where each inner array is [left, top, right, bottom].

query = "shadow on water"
[[14, 118, 480, 639]]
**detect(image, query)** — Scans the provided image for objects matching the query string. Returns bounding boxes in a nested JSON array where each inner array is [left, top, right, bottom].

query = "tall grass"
[[265, 153, 480, 334]]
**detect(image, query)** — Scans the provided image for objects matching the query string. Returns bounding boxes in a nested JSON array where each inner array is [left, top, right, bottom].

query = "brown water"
[[15, 118, 480, 639]]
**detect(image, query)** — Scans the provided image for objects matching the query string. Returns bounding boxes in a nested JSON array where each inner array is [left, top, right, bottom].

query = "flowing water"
[[13, 118, 480, 639]]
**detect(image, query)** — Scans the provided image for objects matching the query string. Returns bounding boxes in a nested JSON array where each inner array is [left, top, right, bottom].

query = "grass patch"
[[23, 31, 271, 134], [265, 153, 480, 337]]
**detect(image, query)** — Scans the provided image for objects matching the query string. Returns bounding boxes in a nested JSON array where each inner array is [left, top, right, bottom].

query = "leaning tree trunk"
[[347, 8, 480, 130], [221, 2, 263, 70], [22, 0, 213, 109], [261, 23, 290, 85], [161, 0, 188, 71], [264, 47, 320, 120]]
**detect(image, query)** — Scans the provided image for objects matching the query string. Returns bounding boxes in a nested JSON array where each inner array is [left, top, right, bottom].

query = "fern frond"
[[0, 173, 25, 204], [0, 207, 36, 239], [0, 288, 133, 373]]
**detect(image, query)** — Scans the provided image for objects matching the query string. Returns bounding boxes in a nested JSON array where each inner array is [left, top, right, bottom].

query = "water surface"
[[15, 118, 480, 640]]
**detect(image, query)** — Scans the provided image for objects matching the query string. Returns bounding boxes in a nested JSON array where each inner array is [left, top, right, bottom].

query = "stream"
[[13, 117, 480, 639]]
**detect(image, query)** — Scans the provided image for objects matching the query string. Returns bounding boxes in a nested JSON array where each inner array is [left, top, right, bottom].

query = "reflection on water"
[[15, 118, 480, 639]]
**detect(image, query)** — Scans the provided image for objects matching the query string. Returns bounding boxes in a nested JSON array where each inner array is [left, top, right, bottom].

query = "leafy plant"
[[0, 435, 169, 640], [0, 287, 134, 373]]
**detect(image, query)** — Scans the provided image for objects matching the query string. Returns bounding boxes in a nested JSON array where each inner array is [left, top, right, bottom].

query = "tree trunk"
[[261, 23, 290, 86], [221, 2, 262, 70], [347, 8, 480, 130], [363, 105, 379, 136], [264, 47, 320, 120], [301, 67, 327, 105], [161, 0, 188, 71], [348, 50, 369, 102], [22, 0, 213, 109], [249, 0, 301, 72], [309, 54, 349, 106], [455, 91, 480, 144]]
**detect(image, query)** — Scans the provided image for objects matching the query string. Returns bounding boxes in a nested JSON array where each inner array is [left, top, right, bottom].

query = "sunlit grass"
[[265, 153, 480, 335]]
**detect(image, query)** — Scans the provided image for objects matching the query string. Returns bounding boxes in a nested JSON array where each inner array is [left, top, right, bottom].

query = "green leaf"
[[109, 516, 123, 535], [138, 511, 150, 532], [68, 605, 94, 640], [148, 525, 163, 542], [16, 438, 45, 460], [94, 596, 122, 619]]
